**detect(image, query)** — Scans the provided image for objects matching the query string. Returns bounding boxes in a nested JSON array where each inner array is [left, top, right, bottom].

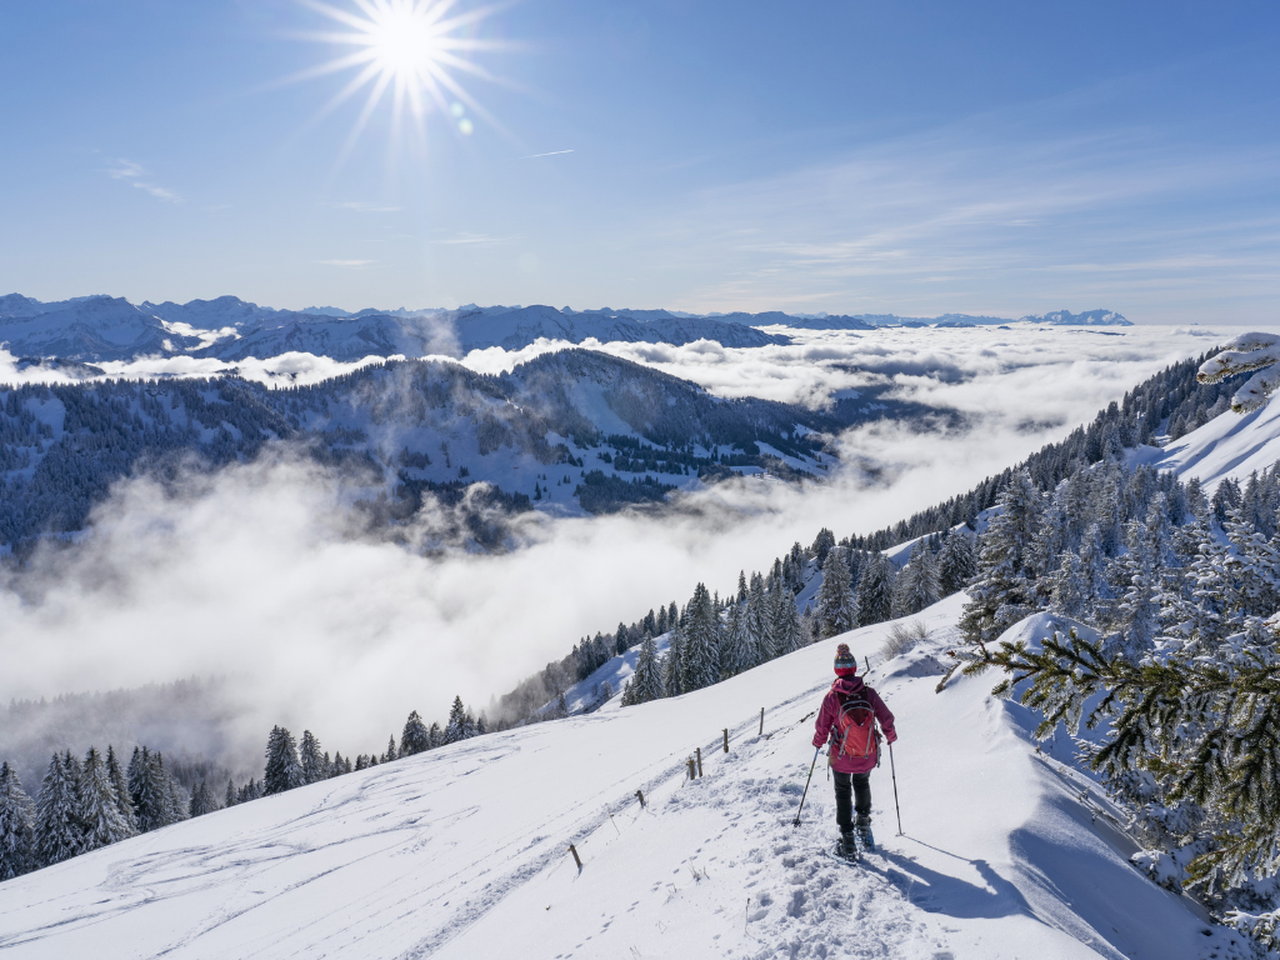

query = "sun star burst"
[[296, 0, 506, 159]]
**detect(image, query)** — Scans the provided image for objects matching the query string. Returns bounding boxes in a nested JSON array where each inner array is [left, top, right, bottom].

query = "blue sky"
[[1, 0, 1277, 321]]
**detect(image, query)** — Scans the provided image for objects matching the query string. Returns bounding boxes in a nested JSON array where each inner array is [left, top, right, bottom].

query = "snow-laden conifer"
[[164, 759, 189, 824], [189, 780, 218, 817], [772, 588, 808, 657], [744, 572, 773, 666], [400, 711, 431, 757], [855, 553, 895, 628], [128, 747, 167, 833], [299, 730, 326, 782], [0, 761, 36, 880], [662, 628, 684, 698], [625, 633, 665, 705], [937, 528, 977, 596], [105, 746, 138, 835], [444, 697, 470, 744], [718, 600, 749, 678], [679, 582, 720, 692], [958, 470, 1042, 649], [78, 747, 136, 853], [263, 726, 305, 795], [894, 541, 940, 617], [815, 549, 856, 638], [34, 753, 82, 867]]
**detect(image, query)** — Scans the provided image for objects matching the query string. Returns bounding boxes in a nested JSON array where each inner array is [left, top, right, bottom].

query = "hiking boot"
[[855, 819, 875, 852], [838, 830, 858, 858]]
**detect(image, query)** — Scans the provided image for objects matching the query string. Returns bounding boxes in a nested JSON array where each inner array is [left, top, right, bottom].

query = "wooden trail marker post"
[[723, 728, 729, 753], [759, 707, 764, 736], [695, 747, 703, 778], [686, 758, 696, 780], [568, 844, 583, 870], [636, 789, 646, 809]]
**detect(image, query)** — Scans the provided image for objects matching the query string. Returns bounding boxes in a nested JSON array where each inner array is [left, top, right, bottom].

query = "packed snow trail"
[[0, 596, 1250, 958]]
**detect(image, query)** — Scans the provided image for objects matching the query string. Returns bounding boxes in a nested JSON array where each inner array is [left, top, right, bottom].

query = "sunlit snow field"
[[0, 597, 1242, 959]]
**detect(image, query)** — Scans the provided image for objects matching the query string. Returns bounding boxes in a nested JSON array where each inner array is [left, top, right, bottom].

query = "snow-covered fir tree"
[[128, 747, 173, 833], [443, 697, 472, 744], [719, 599, 751, 679], [771, 586, 809, 656], [855, 552, 895, 627], [662, 627, 684, 697], [299, 730, 326, 784], [958, 469, 1042, 650], [744, 572, 772, 666], [679, 582, 720, 692], [893, 541, 940, 617], [815, 548, 856, 638], [236, 778, 263, 803], [400, 711, 431, 756], [34, 752, 82, 868], [105, 746, 138, 836], [937, 528, 977, 596], [263, 726, 306, 795], [189, 780, 218, 817], [623, 633, 665, 705], [0, 761, 36, 880], [78, 747, 136, 853]]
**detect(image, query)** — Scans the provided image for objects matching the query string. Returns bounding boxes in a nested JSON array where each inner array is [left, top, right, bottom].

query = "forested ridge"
[[0, 349, 945, 551]]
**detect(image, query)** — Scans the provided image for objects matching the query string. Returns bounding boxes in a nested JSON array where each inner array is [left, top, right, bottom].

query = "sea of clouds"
[[0, 323, 1243, 776]]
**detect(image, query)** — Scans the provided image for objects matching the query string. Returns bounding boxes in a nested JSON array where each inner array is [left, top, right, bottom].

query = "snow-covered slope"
[[1140, 392, 1280, 488], [0, 596, 1236, 959]]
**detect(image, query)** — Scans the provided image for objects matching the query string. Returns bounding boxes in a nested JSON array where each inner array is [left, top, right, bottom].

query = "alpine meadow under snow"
[[5, 315, 1280, 957]]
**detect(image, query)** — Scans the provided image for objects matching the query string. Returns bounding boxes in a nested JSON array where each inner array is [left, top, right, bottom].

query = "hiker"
[[812, 643, 896, 856]]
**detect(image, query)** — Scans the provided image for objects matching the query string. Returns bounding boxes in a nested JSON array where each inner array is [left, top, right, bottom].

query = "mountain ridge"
[[0, 294, 1132, 366]]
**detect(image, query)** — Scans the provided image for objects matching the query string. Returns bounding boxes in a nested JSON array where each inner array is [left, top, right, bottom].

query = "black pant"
[[832, 770, 871, 832]]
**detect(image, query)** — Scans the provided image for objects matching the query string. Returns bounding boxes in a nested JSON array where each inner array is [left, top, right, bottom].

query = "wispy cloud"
[[105, 157, 182, 204], [319, 259, 375, 267], [641, 112, 1280, 322], [513, 149, 574, 160]]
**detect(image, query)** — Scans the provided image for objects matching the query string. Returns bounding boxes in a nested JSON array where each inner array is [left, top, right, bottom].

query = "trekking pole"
[[888, 740, 903, 835], [792, 746, 821, 827]]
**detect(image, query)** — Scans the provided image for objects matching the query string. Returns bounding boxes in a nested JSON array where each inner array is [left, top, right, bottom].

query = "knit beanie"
[[833, 643, 857, 677]]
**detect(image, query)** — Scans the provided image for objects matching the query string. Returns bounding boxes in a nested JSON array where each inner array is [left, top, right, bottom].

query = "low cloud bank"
[[0, 325, 1238, 776]]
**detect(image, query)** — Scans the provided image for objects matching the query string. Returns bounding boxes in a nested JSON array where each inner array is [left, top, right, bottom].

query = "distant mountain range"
[[0, 294, 1130, 365]]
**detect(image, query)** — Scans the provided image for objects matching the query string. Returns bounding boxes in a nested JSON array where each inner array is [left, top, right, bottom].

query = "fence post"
[[636, 789, 646, 809], [865, 655, 871, 674], [723, 728, 729, 753], [568, 844, 583, 870], [687, 758, 696, 779], [696, 747, 703, 778], [759, 707, 764, 736]]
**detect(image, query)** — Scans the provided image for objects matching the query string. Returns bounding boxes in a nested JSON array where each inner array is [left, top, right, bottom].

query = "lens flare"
[[294, 0, 508, 158]]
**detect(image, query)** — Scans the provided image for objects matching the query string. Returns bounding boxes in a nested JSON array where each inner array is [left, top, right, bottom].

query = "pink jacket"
[[812, 676, 896, 774]]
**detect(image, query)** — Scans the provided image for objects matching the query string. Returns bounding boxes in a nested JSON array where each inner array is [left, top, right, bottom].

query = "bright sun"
[[296, 0, 503, 153]]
